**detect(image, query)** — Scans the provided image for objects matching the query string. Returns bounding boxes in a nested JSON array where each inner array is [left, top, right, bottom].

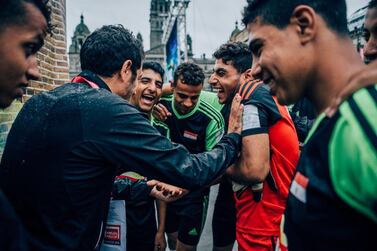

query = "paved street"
[[168, 184, 238, 251]]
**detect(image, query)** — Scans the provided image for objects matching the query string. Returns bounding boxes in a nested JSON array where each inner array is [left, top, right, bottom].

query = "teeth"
[[142, 95, 155, 101]]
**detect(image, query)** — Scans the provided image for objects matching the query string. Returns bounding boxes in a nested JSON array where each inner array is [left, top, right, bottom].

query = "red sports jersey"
[[236, 81, 299, 237]]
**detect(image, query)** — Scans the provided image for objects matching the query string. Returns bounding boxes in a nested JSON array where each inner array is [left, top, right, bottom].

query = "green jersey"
[[283, 85, 377, 250]]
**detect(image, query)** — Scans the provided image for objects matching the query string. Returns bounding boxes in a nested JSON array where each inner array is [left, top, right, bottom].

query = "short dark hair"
[[213, 42, 252, 73], [80, 25, 144, 77], [143, 62, 165, 81], [173, 63, 205, 87], [0, 0, 52, 33], [242, 0, 348, 36], [368, 0, 377, 9]]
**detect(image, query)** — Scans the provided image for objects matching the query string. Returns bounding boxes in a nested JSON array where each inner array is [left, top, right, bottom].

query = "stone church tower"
[[68, 14, 91, 78], [150, 0, 170, 49], [146, 0, 170, 64]]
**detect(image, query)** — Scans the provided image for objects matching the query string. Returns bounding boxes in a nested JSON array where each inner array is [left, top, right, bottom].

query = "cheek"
[[156, 90, 162, 99]]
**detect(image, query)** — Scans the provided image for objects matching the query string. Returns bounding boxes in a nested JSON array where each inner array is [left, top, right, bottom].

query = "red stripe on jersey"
[[294, 172, 309, 189]]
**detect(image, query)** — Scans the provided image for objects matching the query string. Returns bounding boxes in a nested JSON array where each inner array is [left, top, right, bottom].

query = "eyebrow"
[[141, 77, 152, 81], [177, 91, 199, 98]]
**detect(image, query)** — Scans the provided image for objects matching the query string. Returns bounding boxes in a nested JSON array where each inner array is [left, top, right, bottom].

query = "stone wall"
[[0, 0, 68, 156]]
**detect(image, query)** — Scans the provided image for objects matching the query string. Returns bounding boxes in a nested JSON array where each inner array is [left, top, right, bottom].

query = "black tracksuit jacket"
[[0, 71, 240, 251]]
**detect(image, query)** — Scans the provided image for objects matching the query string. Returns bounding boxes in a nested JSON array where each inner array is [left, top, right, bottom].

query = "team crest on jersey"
[[290, 171, 309, 203], [183, 130, 198, 140]]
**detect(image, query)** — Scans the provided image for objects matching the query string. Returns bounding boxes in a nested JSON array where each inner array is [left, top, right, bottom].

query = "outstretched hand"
[[147, 180, 189, 203]]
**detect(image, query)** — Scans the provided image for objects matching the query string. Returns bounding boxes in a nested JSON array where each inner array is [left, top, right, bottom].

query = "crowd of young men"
[[0, 0, 376, 251]]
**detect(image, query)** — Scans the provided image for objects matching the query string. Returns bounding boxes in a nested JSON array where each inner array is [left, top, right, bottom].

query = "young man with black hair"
[[242, 0, 377, 250], [155, 63, 225, 251], [210, 41, 300, 251], [0, 0, 50, 108], [0, 24, 243, 250], [110, 61, 176, 251], [0, 0, 50, 250], [208, 42, 253, 251]]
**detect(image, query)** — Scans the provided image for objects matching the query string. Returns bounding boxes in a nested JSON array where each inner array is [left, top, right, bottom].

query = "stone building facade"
[[68, 14, 90, 78], [0, 0, 69, 155]]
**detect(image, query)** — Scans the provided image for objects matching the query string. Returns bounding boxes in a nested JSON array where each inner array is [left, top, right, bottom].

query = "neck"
[[100, 75, 118, 93], [307, 36, 365, 114]]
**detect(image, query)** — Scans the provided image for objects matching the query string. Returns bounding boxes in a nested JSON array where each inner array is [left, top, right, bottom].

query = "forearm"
[[112, 178, 151, 202], [226, 162, 263, 185], [156, 200, 167, 232]]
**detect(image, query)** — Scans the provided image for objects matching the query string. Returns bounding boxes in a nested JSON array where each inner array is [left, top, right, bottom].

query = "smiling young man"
[[210, 42, 299, 251], [116, 61, 170, 251], [157, 63, 225, 251], [242, 0, 377, 250], [131, 61, 164, 115], [0, 0, 50, 250], [208, 42, 252, 251]]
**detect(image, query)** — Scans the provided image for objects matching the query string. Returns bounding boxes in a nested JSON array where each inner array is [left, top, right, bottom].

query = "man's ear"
[[243, 68, 253, 82], [290, 5, 317, 44], [120, 60, 133, 82]]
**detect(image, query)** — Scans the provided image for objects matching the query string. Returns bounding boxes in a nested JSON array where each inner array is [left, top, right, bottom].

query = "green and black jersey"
[[159, 95, 224, 154], [283, 85, 377, 251], [152, 117, 170, 139], [199, 90, 223, 112], [159, 95, 224, 204]]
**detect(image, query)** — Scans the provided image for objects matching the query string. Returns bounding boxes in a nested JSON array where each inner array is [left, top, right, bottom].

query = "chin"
[[141, 105, 153, 113], [275, 92, 290, 106], [219, 98, 226, 104]]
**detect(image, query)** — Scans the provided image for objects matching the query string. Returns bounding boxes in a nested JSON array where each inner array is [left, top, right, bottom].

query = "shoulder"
[[200, 91, 223, 111], [198, 100, 224, 127], [159, 94, 173, 109], [336, 85, 377, 151], [329, 85, 377, 223], [242, 83, 282, 122], [243, 84, 276, 107], [48, 83, 142, 120]]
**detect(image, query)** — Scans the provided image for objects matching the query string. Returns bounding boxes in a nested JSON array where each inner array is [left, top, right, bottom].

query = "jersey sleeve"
[[205, 114, 225, 151], [329, 86, 377, 223], [241, 85, 281, 137]]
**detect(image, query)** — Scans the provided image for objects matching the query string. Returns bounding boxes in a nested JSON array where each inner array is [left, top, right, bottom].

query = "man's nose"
[[26, 56, 41, 81], [183, 98, 193, 107]]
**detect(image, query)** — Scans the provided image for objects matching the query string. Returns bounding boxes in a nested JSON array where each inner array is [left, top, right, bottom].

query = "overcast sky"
[[66, 0, 369, 57]]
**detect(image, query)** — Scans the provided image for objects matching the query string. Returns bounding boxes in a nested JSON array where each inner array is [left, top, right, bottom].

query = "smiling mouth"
[[141, 93, 156, 104], [213, 87, 224, 94]]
